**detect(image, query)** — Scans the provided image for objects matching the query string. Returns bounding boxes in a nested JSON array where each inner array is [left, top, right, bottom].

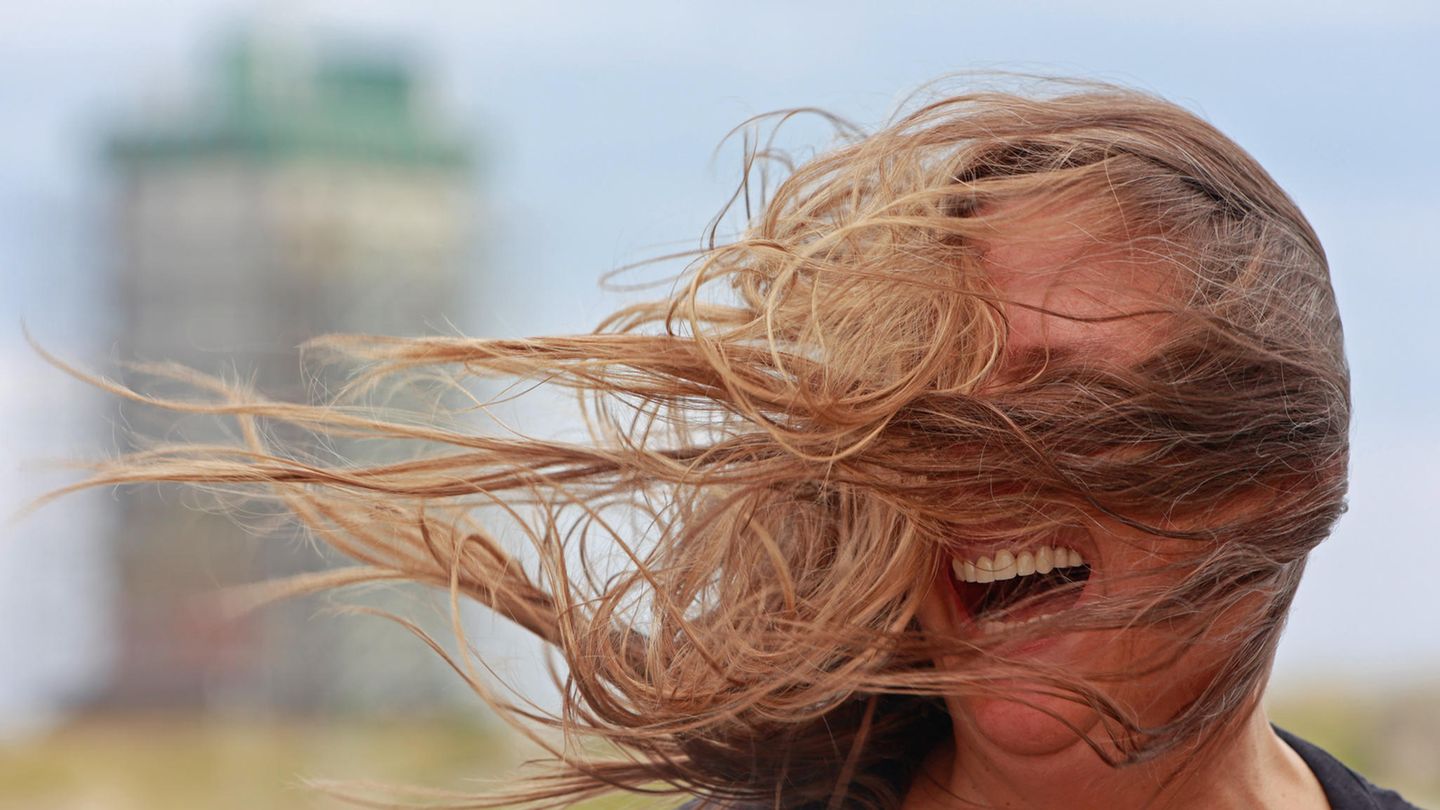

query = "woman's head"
[[675, 84, 1346, 800], [56, 79, 1349, 808]]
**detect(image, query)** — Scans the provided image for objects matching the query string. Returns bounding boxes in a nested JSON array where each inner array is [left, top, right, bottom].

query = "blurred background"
[[1, 1, 1437, 807]]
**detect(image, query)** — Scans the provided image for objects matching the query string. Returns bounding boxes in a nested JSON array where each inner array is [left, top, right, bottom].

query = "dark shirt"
[[1274, 727, 1424, 810], [676, 728, 1426, 809]]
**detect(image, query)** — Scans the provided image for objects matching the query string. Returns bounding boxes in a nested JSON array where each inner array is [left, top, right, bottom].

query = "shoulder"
[[1274, 726, 1427, 810]]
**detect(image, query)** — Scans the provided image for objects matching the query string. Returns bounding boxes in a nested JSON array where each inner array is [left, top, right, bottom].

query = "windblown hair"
[[50, 79, 1348, 808]]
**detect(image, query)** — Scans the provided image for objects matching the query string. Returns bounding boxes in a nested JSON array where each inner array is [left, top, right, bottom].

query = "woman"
[[51, 80, 1421, 808]]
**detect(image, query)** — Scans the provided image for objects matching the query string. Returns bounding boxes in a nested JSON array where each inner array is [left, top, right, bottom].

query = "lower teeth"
[[979, 612, 1063, 634]]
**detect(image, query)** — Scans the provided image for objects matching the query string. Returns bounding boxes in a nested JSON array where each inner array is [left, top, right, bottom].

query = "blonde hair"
[[47, 78, 1348, 808]]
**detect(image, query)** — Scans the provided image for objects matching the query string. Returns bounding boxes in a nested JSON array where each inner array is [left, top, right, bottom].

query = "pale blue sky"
[[2, 1, 1437, 725]]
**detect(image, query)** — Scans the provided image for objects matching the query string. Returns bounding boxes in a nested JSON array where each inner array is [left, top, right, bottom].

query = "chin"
[[960, 689, 1102, 757]]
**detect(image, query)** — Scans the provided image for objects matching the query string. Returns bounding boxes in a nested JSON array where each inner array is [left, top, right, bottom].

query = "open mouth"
[[950, 545, 1092, 631]]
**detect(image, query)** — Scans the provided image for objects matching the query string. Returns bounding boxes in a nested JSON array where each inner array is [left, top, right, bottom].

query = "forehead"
[[977, 216, 1173, 368]]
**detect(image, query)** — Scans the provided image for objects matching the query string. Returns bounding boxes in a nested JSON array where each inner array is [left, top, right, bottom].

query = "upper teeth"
[[951, 546, 1086, 583]]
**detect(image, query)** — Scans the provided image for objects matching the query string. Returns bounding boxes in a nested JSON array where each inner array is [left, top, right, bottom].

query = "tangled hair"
[[46, 78, 1348, 808]]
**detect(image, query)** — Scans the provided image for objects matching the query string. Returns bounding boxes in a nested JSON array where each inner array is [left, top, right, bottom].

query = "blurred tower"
[[101, 31, 477, 713]]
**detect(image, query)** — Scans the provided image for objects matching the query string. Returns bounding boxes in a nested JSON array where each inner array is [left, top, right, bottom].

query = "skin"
[[903, 215, 1331, 809]]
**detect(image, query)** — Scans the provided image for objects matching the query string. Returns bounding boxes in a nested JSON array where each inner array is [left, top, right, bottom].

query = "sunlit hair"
[[45, 78, 1348, 809]]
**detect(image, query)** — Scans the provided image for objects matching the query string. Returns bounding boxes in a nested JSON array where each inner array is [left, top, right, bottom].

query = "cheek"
[[916, 566, 957, 637], [1089, 622, 1255, 760]]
